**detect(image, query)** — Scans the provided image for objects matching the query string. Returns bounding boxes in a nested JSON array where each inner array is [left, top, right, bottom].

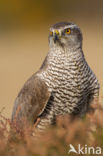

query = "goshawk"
[[12, 22, 100, 132]]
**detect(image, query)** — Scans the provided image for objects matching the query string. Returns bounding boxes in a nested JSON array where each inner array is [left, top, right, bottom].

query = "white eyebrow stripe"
[[64, 25, 77, 29], [49, 24, 79, 33], [50, 25, 78, 31]]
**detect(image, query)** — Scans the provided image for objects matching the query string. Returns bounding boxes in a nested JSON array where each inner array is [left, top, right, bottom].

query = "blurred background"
[[0, 0, 103, 118]]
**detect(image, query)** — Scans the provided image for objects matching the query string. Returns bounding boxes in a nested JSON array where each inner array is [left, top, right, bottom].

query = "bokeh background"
[[0, 0, 103, 118]]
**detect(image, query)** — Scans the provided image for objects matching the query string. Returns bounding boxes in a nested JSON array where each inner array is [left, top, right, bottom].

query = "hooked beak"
[[54, 30, 60, 43], [54, 34, 59, 43]]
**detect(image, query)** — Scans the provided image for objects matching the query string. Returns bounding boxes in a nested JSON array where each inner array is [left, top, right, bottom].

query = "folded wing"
[[12, 73, 50, 125]]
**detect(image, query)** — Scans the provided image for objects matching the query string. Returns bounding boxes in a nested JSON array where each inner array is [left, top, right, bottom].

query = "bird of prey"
[[12, 22, 100, 132]]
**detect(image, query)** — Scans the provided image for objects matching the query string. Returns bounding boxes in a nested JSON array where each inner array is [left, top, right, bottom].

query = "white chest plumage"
[[38, 47, 98, 117]]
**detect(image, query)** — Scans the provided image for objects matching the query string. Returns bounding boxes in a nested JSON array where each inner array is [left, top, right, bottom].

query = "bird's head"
[[49, 22, 83, 50]]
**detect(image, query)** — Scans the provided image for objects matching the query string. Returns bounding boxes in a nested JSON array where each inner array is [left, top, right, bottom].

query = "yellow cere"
[[65, 28, 71, 34], [54, 30, 59, 35]]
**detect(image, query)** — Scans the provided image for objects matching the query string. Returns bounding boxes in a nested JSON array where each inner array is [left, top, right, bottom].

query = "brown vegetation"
[[0, 101, 103, 156]]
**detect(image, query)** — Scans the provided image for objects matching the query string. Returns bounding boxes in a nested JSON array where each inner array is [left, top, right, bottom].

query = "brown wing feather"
[[11, 73, 50, 125]]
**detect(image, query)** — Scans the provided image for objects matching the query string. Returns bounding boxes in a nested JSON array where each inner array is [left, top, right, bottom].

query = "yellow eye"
[[65, 28, 71, 34], [49, 31, 53, 36]]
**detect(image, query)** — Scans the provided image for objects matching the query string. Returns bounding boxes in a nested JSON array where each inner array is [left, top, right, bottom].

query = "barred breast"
[[36, 47, 99, 131]]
